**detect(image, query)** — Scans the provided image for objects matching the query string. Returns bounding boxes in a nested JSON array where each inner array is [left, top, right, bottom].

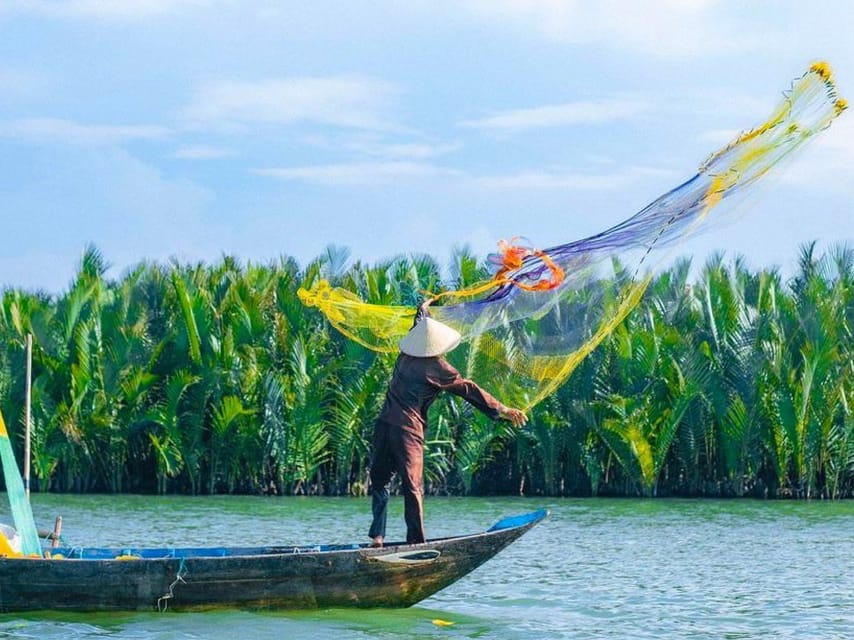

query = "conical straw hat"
[[399, 317, 462, 357]]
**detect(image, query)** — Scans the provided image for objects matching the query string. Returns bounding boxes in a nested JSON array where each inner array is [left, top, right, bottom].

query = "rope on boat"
[[291, 545, 321, 554], [157, 557, 187, 613]]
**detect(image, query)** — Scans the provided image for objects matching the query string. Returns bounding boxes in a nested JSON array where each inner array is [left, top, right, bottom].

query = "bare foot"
[[370, 536, 384, 548]]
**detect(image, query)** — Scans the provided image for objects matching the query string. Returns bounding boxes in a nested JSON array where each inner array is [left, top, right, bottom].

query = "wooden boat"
[[0, 509, 547, 612]]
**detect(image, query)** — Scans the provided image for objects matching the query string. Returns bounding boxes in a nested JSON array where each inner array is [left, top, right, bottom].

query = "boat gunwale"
[[0, 509, 549, 563]]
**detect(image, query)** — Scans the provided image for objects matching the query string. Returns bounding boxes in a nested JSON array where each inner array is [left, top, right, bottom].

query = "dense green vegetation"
[[1, 244, 852, 498]]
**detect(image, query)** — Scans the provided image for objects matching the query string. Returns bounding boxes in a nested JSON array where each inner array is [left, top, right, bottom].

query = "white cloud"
[[697, 128, 740, 146], [254, 161, 460, 186], [345, 139, 460, 159], [462, 99, 648, 131], [255, 159, 676, 192], [183, 76, 399, 131], [474, 165, 673, 190], [171, 145, 234, 159], [0, 146, 215, 292], [0, 118, 170, 144], [459, 0, 764, 57], [2, 0, 216, 21], [687, 89, 779, 123], [297, 133, 459, 160]]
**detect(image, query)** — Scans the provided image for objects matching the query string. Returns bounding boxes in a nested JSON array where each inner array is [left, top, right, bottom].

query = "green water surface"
[[1, 495, 851, 639]]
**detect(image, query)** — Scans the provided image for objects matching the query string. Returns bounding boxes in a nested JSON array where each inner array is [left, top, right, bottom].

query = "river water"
[[0, 495, 851, 639]]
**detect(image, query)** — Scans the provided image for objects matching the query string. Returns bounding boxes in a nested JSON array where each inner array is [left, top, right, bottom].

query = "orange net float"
[[428, 238, 565, 302], [492, 239, 565, 292]]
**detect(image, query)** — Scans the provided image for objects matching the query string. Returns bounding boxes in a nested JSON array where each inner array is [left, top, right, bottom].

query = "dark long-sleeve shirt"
[[377, 354, 505, 438]]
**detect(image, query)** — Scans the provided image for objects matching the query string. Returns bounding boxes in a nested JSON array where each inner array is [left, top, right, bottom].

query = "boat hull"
[[0, 509, 547, 612]]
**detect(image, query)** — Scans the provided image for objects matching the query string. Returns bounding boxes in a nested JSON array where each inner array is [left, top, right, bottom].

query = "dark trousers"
[[368, 420, 425, 544]]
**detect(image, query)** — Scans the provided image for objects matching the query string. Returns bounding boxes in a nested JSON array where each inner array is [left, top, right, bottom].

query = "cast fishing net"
[[300, 63, 847, 410]]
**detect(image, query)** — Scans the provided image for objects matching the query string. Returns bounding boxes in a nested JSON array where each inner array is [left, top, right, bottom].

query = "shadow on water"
[[0, 606, 507, 640]]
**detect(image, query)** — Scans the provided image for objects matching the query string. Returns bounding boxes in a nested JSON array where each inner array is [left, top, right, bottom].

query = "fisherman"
[[368, 304, 528, 547]]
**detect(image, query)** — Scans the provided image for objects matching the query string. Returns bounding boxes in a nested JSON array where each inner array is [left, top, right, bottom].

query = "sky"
[[1, 0, 853, 292]]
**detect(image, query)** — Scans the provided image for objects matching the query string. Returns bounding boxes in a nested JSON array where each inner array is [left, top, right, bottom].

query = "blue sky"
[[1, 1, 852, 292]]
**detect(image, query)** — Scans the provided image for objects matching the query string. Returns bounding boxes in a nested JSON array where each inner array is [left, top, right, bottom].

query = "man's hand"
[[500, 407, 528, 428], [413, 299, 433, 326]]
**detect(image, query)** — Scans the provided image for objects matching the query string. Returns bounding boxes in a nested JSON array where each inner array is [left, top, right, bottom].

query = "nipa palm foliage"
[[0, 242, 851, 498]]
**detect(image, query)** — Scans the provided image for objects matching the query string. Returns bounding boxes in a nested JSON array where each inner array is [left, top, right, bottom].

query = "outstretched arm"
[[426, 358, 528, 426]]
